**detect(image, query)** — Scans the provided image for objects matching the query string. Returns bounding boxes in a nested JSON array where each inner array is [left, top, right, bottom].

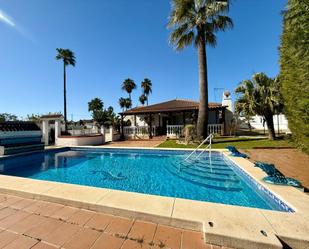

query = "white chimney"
[[222, 91, 233, 112]]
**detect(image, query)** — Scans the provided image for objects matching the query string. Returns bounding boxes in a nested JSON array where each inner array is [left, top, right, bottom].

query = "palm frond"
[[168, 0, 233, 50]]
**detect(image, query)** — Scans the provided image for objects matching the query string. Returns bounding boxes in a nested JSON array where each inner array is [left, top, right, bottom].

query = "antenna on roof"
[[214, 88, 224, 102]]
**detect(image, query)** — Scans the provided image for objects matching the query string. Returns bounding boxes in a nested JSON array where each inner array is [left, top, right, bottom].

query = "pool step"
[[175, 162, 235, 176], [168, 163, 243, 192], [170, 163, 239, 183]]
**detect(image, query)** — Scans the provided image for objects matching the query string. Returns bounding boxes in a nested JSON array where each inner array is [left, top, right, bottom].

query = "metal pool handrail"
[[185, 133, 214, 161]]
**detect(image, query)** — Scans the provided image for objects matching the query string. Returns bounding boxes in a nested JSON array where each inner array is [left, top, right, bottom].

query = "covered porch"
[[120, 99, 227, 139]]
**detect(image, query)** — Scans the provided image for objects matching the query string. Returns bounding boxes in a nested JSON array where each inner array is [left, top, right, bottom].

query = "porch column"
[[182, 111, 186, 126], [222, 109, 226, 135], [194, 110, 198, 125], [215, 110, 219, 123], [42, 120, 49, 146], [55, 120, 61, 140], [134, 114, 137, 126], [158, 113, 161, 135], [120, 114, 124, 140], [149, 113, 153, 139]]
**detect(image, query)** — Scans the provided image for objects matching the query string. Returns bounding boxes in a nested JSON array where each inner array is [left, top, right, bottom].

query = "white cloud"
[[0, 9, 37, 43], [0, 9, 15, 27]]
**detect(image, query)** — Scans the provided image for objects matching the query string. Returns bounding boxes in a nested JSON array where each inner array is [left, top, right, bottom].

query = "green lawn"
[[157, 137, 293, 149]]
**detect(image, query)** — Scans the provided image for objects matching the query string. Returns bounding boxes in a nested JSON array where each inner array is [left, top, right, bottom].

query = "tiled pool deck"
[[0, 147, 309, 249], [0, 193, 226, 249]]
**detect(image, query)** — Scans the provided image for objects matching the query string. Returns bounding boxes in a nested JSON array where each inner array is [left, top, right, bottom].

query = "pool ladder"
[[184, 133, 214, 161]]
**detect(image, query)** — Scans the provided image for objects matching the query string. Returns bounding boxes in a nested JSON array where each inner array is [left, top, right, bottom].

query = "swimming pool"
[[0, 148, 292, 212]]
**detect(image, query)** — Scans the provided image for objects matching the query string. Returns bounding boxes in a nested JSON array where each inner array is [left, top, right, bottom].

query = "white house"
[[120, 92, 234, 139], [239, 114, 290, 133]]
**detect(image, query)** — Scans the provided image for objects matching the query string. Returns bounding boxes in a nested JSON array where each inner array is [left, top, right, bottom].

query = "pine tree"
[[279, 0, 309, 153]]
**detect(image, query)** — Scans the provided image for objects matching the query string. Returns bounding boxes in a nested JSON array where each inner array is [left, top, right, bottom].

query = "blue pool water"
[[0, 148, 292, 212]]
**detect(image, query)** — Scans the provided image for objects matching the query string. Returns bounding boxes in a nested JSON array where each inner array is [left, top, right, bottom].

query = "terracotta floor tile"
[[23, 200, 49, 213], [0, 207, 17, 220], [153, 225, 182, 249], [33, 202, 64, 217], [44, 222, 81, 247], [85, 213, 114, 231], [62, 227, 101, 249], [0, 196, 23, 207], [10, 198, 36, 210], [181, 230, 211, 249], [0, 194, 8, 203], [32, 242, 58, 249], [91, 233, 124, 249], [105, 217, 134, 237], [66, 209, 95, 226], [24, 217, 64, 241], [128, 220, 157, 243], [121, 239, 154, 249], [0, 210, 30, 230], [0, 230, 19, 248], [50, 206, 79, 221], [2, 234, 38, 249], [7, 213, 46, 234]]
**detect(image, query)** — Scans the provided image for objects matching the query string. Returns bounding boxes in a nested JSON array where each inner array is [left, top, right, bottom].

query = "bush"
[[280, 0, 309, 153], [184, 125, 196, 144]]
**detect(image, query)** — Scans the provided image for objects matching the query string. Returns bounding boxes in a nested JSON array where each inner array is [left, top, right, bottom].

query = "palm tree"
[[56, 48, 76, 131], [168, 0, 233, 139], [121, 78, 136, 101], [235, 73, 282, 140], [141, 78, 152, 105], [124, 98, 132, 110], [119, 97, 127, 112], [139, 94, 148, 106]]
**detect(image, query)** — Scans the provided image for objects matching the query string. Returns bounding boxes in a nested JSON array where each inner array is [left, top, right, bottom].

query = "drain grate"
[[260, 230, 267, 237]]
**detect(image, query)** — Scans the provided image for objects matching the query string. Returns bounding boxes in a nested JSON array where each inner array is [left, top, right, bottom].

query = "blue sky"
[[0, 0, 286, 120]]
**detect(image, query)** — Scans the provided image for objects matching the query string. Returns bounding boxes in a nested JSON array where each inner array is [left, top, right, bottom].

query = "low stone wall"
[[55, 134, 104, 146]]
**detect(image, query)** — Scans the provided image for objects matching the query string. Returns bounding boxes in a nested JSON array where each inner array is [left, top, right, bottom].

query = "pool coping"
[[0, 146, 309, 249]]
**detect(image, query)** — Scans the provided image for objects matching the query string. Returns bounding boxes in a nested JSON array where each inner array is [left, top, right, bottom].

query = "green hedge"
[[280, 0, 309, 153]]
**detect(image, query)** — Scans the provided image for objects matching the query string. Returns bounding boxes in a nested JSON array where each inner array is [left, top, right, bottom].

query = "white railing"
[[185, 133, 214, 161], [167, 124, 223, 137], [68, 128, 98, 136], [167, 125, 183, 138], [123, 126, 156, 137], [208, 124, 224, 135]]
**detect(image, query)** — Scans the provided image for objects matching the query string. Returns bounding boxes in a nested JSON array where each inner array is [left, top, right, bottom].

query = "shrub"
[[279, 0, 309, 153], [184, 125, 196, 144]]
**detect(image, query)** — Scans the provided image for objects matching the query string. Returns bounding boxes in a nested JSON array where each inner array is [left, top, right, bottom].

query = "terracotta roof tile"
[[40, 114, 63, 119], [121, 99, 224, 114]]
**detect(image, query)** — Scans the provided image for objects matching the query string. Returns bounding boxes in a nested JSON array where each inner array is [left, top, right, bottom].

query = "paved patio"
[[104, 137, 165, 148], [0, 193, 231, 249], [245, 148, 309, 190]]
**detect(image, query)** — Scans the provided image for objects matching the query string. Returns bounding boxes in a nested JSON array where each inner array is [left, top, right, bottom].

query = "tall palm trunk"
[[196, 28, 209, 139], [265, 113, 276, 140], [63, 62, 67, 131]]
